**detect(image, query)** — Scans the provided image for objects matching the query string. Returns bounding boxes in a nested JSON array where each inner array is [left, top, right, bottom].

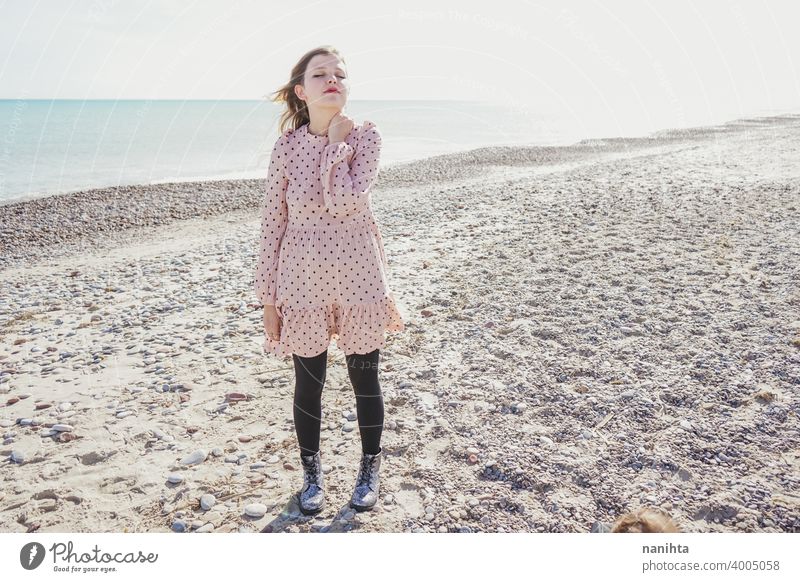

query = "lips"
[[324, 88, 340, 94]]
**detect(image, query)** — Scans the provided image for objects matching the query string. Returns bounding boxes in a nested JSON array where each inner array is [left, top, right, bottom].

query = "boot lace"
[[303, 455, 319, 485], [357, 455, 374, 489]]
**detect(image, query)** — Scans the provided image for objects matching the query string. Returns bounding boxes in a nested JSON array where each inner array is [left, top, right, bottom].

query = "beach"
[[1, 114, 798, 533]]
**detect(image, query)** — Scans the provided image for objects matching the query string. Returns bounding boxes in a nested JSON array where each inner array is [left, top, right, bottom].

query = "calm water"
[[0, 99, 795, 204]]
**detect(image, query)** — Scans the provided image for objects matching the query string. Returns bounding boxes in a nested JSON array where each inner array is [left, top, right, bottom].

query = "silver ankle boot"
[[350, 448, 382, 511], [298, 450, 324, 515]]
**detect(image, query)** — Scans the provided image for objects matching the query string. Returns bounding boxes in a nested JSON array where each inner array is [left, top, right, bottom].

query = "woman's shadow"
[[259, 491, 365, 533]]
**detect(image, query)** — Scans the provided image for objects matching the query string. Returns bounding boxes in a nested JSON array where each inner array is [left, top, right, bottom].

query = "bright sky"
[[1, 0, 798, 119]]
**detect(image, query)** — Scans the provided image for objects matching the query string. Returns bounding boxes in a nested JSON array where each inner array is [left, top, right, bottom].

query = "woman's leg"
[[345, 348, 383, 455], [292, 349, 328, 456]]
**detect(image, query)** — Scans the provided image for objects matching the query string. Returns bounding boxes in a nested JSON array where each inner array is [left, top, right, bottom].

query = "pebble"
[[244, 503, 267, 518], [200, 494, 216, 510], [167, 474, 184, 484], [179, 449, 207, 466]]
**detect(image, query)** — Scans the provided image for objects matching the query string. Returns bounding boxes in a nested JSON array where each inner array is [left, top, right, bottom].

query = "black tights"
[[292, 348, 383, 456]]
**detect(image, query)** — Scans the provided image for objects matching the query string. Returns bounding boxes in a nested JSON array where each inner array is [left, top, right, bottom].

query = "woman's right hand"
[[263, 304, 282, 342], [328, 111, 354, 143]]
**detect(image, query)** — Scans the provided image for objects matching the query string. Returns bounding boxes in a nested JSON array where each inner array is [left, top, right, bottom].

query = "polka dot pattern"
[[254, 120, 405, 358]]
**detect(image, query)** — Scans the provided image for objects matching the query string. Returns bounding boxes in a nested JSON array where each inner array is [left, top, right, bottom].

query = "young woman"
[[254, 46, 405, 515]]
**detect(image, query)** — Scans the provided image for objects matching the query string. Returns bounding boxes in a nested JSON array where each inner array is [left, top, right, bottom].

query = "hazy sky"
[[1, 0, 798, 120]]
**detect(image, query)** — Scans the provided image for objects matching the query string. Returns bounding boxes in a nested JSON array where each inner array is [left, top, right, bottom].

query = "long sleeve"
[[254, 135, 289, 306], [319, 121, 382, 218]]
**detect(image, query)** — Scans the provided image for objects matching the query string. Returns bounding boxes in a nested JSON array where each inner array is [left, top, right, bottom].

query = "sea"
[[0, 99, 796, 205]]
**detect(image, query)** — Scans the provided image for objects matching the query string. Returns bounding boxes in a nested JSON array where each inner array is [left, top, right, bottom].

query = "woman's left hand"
[[328, 112, 354, 143]]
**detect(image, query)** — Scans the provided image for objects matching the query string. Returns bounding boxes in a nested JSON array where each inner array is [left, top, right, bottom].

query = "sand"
[[0, 114, 798, 533]]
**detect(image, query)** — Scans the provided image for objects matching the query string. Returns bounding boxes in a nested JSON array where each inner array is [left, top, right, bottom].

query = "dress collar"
[[302, 123, 328, 140]]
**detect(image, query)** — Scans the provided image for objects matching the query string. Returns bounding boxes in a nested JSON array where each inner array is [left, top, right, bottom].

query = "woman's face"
[[298, 54, 349, 111]]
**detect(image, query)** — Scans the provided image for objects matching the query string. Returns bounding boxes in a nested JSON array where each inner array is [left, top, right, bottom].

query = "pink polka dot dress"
[[254, 120, 405, 358]]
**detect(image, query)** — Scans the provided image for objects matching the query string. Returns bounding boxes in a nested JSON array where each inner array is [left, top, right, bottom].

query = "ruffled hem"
[[263, 293, 405, 359]]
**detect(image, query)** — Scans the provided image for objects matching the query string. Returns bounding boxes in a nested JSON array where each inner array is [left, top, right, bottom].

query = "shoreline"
[[3, 112, 797, 271]]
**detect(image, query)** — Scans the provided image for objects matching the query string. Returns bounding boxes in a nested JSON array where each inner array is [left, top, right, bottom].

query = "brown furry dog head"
[[610, 507, 681, 533]]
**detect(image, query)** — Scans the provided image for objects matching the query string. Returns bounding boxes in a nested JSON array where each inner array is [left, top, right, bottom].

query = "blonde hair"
[[269, 45, 347, 134]]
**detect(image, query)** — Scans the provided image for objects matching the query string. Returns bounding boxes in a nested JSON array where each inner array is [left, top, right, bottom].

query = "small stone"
[[167, 474, 184, 484], [244, 503, 267, 518], [200, 494, 216, 511], [179, 449, 207, 466]]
